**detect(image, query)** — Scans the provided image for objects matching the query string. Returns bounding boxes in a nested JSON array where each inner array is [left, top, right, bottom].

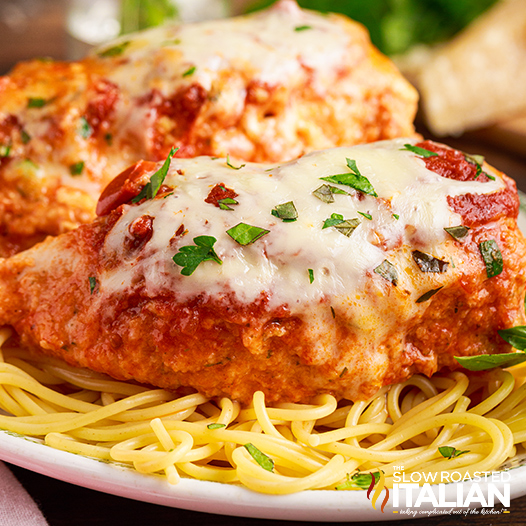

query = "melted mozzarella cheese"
[[101, 138, 504, 327]]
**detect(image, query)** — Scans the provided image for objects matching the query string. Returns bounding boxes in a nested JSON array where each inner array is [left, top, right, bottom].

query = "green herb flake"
[[20, 130, 31, 144], [455, 352, 526, 371], [374, 259, 398, 286], [226, 154, 245, 170], [498, 326, 526, 350], [294, 25, 312, 31], [226, 223, 269, 246], [218, 197, 238, 211], [207, 423, 226, 430], [322, 213, 344, 229], [312, 184, 349, 204], [336, 472, 379, 491], [172, 236, 222, 276], [358, 211, 372, 220], [132, 147, 178, 203], [243, 443, 274, 472], [104, 133, 113, 145], [308, 268, 314, 284], [339, 367, 348, 378], [330, 306, 336, 319], [0, 144, 11, 158], [400, 143, 438, 158], [322, 213, 360, 237], [478, 239, 503, 278], [393, 213, 399, 220], [438, 446, 470, 460], [444, 225, 470, 241], [271, 201, 298, 222], [416, 287, 443, 304], [69, 161, 85, 176], [78, 117, 93, 139], [412, 250, 449, 273], [98, 41, 130, 58], [27, 97, 48, 109], [182, 66, 196, 77], [88, 276, 98, 294], [320, 158, 377, 197]]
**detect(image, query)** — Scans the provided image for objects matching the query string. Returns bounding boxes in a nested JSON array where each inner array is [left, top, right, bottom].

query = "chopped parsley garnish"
[[218, 198, 238, 211], [439, 446, 469, 460], [226, 154, 245, 170], [132, 147, 177, 203], [271, 201, 298, 222], [226, 223, 269, 245], [0, 144, 11, 158], [374, 259, 398, 286], [416, 287, 443, 303], [400, 143, 438, 158], [27, 97, 48, 108], [393, 213, 399, 220], [172, 236, 222, 276], [20, 130, 31, 144], [320, 158, 377, 197], [308, 268, 314, 284], [339, 367, 348, 378], [97, 41, 130, 58], [207, 423, 226, 430], [243, 443, 274, 472], [78, 117, 93, 139], [478, 239, 503, 278], [312, 184, 349, 203], [294, 25, 312, 31], [444, 225, 470, 241], [412, 250, 449, 273], [358, 211, 372, 220], [182, 66, 196, 77], [88, 277, 98, 294], [69, 161, 85, 176], [336, 472, 379, 491]]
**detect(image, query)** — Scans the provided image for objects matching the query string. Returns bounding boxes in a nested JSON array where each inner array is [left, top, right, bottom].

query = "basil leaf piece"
[[69, 161, 85, 176], [20, 130, 31, 144], [0, 144, 11, 158], [132, 147, 177, 203], [336, 472, 379, 491], [98, 41, 130, 58], [172, 236, 222, 276], [218, 198, 238, 211], [207, 423, 226, 430], [312, 184, 349, 203], [243, 443, 274, 472], [226, 154, 245, 170], [322, 213, 344, 229], [455, 352, 526, 371], [438, 446, 469, 460], [294, 25, 312, 31], [271, 201, 298, 222], [227, 223, 269, 245], [478, 240, 503, 278], [182, 66, 196, 77], [400, 144, 438, 158], [358, 211, 372, 220], [374, 259, 398, 286], [334, 218, 360, 237], [393, 213, 399, 220], [78, 117, 93, 139], [416, 287, 443, 303], [27, 97, 47, 108], [412, 250, 449, 273], [464, 153, 484, 179], [498, 326, 526, 350], [320, 158, 377, 197], [444, 225, 470, 241], [308, 269, 314, 284], [88, 277, 98, 295]]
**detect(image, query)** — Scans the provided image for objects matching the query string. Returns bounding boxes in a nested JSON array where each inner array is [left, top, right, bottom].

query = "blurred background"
[[0, 0, 524, 165]]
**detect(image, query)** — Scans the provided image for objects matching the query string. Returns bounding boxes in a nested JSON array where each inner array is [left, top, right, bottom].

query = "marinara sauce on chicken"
[[0, 0, 417, 256], [0, 138, 524, 404]]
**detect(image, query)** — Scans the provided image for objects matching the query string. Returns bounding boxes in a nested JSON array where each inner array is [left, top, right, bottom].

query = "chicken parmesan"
[[0, 0, 417, 257], [0, 138, 523, 404]]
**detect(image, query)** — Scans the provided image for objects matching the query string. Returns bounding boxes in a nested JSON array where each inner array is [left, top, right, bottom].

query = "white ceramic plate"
[[1, 428, 526, 522], [2, 204, 526, 522]]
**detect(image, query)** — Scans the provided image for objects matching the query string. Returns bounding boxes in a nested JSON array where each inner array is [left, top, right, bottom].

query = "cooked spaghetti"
[[0, 326, 524, 495]]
